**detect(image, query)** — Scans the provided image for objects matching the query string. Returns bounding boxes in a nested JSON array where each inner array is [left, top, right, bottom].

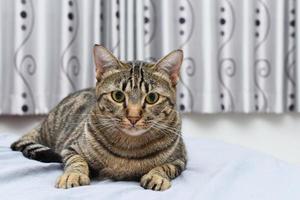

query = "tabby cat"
[[11, 45, 187, 191]]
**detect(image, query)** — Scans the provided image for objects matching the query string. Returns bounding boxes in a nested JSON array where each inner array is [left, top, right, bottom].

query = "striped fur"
[[11, 45, 186, 191]]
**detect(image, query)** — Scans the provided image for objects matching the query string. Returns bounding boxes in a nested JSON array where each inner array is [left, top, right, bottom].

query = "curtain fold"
[[0, 0, 298, 114]]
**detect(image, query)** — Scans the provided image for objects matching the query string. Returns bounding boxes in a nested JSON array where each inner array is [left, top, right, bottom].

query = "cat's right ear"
[[93, 44, 120, 81]]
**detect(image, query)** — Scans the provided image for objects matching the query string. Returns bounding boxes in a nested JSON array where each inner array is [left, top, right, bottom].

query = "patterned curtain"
[[0, 0, 298, 114]]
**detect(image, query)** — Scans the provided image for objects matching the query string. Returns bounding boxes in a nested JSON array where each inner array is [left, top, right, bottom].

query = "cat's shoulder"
[[53, 87, 96, 109], [63, 87, 95, 100]]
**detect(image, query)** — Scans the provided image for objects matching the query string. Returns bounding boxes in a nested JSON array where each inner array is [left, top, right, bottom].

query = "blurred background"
[[1, 0, 300, 164]]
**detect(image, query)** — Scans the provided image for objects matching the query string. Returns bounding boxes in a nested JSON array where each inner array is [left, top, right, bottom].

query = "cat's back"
[[40, 88, 96, 150], [53, 87, 96, 116]]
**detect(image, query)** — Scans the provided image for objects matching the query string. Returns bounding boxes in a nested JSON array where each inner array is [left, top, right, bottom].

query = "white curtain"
[[0, 0, 298, 114]]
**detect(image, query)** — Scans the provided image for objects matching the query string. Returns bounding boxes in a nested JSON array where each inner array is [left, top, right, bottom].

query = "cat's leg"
[[11, 128, 61, 163], [140, 159, 186, 191], [55, 149, 90, 189]]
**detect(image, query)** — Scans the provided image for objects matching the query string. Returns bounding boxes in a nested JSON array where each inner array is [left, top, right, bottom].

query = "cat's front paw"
[[55, 172, 90, 189], [140, 173, 171, 191]]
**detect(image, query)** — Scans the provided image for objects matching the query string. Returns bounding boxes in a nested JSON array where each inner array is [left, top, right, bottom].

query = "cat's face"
[[93, 45, 183, 137]]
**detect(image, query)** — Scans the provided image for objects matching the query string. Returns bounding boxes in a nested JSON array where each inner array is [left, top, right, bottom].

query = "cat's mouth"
[[119, 127, 148, 137]]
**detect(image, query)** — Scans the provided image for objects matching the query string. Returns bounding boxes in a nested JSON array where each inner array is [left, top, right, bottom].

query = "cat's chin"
[[121, 128, 147, 137]]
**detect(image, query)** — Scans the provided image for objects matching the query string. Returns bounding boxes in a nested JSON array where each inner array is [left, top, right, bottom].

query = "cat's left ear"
[[93, 44, 122, 81], [154, 49, 183, 86]]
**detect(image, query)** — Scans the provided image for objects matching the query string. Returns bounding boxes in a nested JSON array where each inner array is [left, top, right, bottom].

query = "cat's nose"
[[127, 116, 141, 125], [126, 104, 142, 125]]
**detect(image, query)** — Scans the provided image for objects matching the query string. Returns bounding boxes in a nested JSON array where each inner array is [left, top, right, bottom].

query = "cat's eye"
[[145, 92, 159, 104], [111, 90, 125, 103]]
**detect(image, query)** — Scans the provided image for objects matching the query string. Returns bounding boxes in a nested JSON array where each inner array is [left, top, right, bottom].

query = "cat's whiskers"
[[151, 126, 182, 138], [149, 120, 179, 131], [151, 123, 180, 134], [66, 118, 119, 125], [94, 123, 116, 132], [150, 122, 182, 138]]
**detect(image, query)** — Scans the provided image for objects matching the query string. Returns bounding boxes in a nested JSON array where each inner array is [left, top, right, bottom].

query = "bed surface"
[[1, 133, 300, 200]]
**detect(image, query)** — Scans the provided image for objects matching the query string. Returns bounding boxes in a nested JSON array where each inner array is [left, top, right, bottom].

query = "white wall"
[[1, 114, 300, 165], [182, 114, 300, 165]]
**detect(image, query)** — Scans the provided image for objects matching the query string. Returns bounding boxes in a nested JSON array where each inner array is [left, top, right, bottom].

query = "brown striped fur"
[[11, 45, 187, 191]]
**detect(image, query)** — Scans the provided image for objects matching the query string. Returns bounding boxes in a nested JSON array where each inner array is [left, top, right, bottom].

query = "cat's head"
[[93, 45, 183, 137]]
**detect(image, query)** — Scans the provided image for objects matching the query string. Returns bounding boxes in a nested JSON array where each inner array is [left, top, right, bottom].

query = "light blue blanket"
[[1, 133, 300, 200]]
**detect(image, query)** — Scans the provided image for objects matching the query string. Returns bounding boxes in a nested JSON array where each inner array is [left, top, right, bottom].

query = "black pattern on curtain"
[[0, 0, 298, 114]]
